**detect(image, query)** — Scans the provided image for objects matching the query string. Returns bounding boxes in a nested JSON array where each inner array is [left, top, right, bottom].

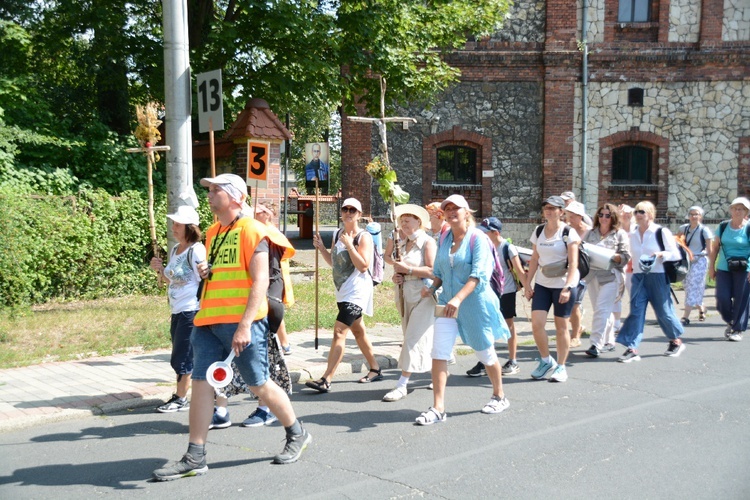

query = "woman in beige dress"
[[382, 204, 436, 401]]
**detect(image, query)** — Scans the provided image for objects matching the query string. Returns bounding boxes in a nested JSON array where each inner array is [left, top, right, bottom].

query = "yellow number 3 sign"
[[246, 140, 269, 187]]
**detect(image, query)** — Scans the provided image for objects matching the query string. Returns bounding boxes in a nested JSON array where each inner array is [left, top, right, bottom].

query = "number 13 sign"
[[247, 140, 269, 188], [196, 70, 224, 134]]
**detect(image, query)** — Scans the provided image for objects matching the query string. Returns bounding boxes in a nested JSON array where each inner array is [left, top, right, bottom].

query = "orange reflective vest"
[[194, 217, 269, 326]]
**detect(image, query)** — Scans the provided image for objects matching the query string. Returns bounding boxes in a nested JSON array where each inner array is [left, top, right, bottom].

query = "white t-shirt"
[[165, 243, 206, 314], [530, 225, 581, 289]]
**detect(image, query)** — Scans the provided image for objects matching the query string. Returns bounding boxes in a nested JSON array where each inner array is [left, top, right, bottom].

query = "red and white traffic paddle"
[[206, 351, 236, 389]]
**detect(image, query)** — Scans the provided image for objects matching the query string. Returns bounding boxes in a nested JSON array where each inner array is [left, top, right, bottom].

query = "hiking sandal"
[[415, 407, 447, 426], [305, 378, 331, 393], [358, 368, 383, 383]]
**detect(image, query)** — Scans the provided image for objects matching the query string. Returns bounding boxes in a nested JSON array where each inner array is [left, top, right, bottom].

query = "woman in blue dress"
[[415, 195, 510, 425]]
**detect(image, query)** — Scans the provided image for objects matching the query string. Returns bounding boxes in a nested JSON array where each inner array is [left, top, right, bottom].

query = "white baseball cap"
[[200, 173, 248, 197], [730, 197, 750, 211], [440, 194, 472, 211], [342, 198, 363, 213], [167, 205, 200, 226]]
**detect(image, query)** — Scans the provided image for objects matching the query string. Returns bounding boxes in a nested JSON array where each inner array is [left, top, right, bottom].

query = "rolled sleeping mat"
[[586, 243, 616, 271]]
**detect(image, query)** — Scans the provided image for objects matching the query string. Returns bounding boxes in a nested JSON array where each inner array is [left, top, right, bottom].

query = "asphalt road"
[[1, 319, 748, 499]]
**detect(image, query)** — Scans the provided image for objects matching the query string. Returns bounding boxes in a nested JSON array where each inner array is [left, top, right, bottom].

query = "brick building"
[[341, 0, 750, 223]]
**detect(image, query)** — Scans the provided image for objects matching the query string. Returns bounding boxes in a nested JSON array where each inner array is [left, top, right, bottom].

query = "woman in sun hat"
[[381, 204, 436, 402], [709, 197, 750, 342], [150, 205, 206, 413]]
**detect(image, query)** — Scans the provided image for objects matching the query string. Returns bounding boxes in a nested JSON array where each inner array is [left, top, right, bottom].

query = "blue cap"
[[480, 217, 503, 232]]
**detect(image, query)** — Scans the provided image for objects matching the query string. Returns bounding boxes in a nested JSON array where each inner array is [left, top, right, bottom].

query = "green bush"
[[0, 187, 167, 309]]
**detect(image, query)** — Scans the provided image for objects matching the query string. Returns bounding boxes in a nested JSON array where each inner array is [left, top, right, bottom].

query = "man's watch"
[[564, 285, 573, 291]]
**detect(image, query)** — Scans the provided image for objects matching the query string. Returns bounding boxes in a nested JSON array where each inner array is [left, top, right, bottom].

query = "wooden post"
[[314, 178, 320, 350]]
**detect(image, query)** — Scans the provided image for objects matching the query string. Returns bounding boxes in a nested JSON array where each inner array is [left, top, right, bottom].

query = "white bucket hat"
[[167, 205, 200, 226]]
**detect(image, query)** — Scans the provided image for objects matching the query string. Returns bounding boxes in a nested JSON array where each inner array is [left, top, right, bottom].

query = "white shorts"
[[432, 318, 498, 366]]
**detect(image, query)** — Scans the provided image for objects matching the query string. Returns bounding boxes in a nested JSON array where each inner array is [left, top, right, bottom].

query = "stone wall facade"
[[341, 0, 750, 224]]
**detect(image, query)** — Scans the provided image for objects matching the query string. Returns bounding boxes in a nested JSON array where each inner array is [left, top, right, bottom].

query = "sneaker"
[[382, 386, 408, 402], [618, 348, 641, 363], [530, 358, 558, 379], [466, 362, 486, 377], [585, 345, 600, 358], [242, 408, 278, 427], [602, 343, 616, 353], [501, 360, 520, 375], [548, 365, 568, 382], [481, 396, 510, 414], [664, 341, 686, 357], [152, 453, 208, 481], [272, 428, 312, 464], [208, 407, 231, 430], [282, 344, 292, 355], [727, 331, 743, 342], [157, 394, 189, 413], [725, 325, 734, 338]]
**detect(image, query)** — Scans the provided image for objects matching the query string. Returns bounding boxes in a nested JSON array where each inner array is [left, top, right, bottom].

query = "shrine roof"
[[223, 98, 293, 142]]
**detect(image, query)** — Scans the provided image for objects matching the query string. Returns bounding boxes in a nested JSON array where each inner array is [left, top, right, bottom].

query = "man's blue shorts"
[[190, 318, 270, 387]]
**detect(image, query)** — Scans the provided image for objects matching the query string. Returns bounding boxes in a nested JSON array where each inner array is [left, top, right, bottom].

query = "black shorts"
[[531, 283, 577, 318], [500, 293, 517, 319], [336, 301, 363, 327]]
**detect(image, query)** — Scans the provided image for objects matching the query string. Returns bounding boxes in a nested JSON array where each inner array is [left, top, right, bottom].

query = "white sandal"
[[415, 407, 446, 426]]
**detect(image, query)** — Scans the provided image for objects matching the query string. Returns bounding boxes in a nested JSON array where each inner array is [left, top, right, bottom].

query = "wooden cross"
[[346, 76, 417, 168], [347, 76, 416, 314], [126, 144, 171, 259]]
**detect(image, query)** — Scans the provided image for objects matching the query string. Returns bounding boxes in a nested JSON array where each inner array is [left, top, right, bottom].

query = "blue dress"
[[434, 227, 510, 351]]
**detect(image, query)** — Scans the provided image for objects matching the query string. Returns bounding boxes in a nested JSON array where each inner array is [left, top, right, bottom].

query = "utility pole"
[[162, 0, 198, 251]]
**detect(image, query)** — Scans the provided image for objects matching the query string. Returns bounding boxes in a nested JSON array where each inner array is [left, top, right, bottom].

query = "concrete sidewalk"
[[0, 234, 717, 432]]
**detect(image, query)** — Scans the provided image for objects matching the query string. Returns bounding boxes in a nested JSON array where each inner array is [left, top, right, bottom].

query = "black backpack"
[[535, 224, 590, 279], [655, 227, 690, 284]]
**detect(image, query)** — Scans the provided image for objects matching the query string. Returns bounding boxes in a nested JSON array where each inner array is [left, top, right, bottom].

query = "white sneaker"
[[728, 331, 743, 342], [382, 386, 407, 402], [481, 396, 510, 414], [548, 365, 568, 382]]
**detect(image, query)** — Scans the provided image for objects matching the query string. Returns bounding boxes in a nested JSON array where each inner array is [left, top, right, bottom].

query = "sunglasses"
[[341, 206, 358, 214], [597, 213, 612, 219], [634, 209, 646, 215]]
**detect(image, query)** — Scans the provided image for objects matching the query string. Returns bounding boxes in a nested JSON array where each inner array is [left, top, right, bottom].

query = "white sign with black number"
[[196, 69, 224, 133]]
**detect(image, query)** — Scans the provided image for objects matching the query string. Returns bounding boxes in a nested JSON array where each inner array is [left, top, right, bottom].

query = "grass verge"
[[0, 268, 402, 369]]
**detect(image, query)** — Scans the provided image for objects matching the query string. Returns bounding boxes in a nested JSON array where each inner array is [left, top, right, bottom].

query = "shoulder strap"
[[655, 227, 665, 251], [333, 228, 342, 244], [718, 221, 729, 240], [535, 224, 545, 239], [562, 226, 570, 248], [502, 242, 511, 266]]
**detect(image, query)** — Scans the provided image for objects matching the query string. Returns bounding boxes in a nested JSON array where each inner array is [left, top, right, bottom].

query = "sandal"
[[681, 317, 690, 326], [415, 407, 447, 426], [358, 367, 383, 383], [305, 377, 331, 393], [699, 310, 706, 322]]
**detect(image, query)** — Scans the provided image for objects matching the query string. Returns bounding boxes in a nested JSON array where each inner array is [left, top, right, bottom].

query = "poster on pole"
[[304, 142, 330, 195], [196, 69, 224, 134], [247, 140, 270, 189]]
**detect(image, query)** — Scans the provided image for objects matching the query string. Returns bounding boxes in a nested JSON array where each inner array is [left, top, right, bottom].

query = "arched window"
[[612, 145, 652, 184], [618, 0, 650, 22], [437, 146, 477, 184]]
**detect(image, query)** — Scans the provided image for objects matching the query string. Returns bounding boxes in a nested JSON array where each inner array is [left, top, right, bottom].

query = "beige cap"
[[341, 197, 363, 213]]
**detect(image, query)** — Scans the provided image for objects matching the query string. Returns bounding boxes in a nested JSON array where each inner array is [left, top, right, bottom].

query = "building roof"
[[223, 98, 293, 142]]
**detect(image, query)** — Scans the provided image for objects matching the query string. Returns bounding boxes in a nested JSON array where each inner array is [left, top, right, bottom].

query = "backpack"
[[534, 224, 590, 279], [682, 224, 707, 252], [440, 228, 504, 298], [501, 242, 523, 290], [335, 229, 384, 286], [655, 227, 692, 284]]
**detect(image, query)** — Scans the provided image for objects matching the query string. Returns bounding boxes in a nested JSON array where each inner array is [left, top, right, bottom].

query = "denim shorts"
[[531, 283, 577, 318], [190, 318, 270, 387]]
